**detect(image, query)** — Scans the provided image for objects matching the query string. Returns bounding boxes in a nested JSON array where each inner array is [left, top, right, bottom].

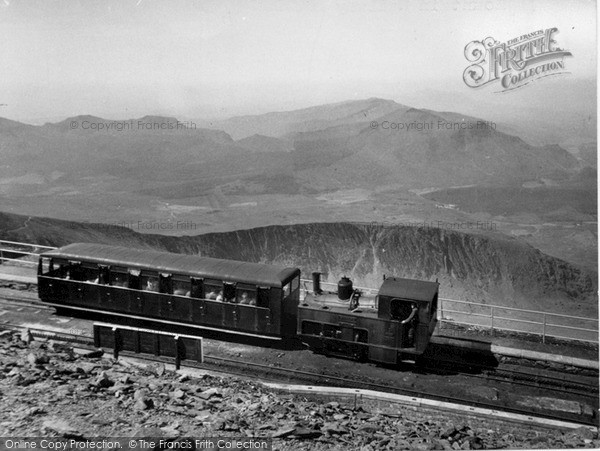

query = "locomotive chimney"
[[337, 276, 353, 301], [312, 272, 322, 295]]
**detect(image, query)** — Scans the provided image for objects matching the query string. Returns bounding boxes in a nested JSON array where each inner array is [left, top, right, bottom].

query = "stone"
[[133, 398, 154, 411], [575, 427, 596, 440], [134, 389, 147, 400], [322, 422, 348, 435], [192, 410, 211, 421], [357, 423, 379, 433], [148, 362, 166, 376], [292, 428, 322, 439], [272, 427, 296, 438], [82, 349, 104, 359], [438, 439, 453, 450], [20, 329, 34, 344], [93, 372, 114, 389], [197, 388, 221, 399], [42, 418, 78, 435], [170, 389, 185, 399], [27, 352, 49, 365]]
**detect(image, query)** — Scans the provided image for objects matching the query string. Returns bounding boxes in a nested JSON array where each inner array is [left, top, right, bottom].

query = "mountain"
[[0, 211, 596, 316], [0, 98, 587, 213], [236, 134, 293, 153], [288, 107, 579, 188], [200, 98, 404, 140]]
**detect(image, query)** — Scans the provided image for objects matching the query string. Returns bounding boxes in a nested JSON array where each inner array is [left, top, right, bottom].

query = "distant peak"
[[136, 115, 179, 123]]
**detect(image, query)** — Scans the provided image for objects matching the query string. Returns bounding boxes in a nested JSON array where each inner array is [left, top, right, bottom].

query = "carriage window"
[[282, 282, 291, 298], [159, 273, 172, 294], [128, 269, 141, 290], [98, 265, 110, 285], [223, 282, 236, 303], [111, 268, 129, 287], [204, 280, 222, 301], [173, 277, 191, 297], [236, 285, 257, 305], [141, 273, 159, 292], [81, 265, 99, 283], [68, 261, 84, 281], [257, 287, 270, 308], [40, 258, 51, 275], [190, 278, 203, 298], [53, 260, 69, 278]]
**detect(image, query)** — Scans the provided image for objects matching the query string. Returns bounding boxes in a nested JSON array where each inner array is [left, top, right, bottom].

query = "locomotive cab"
[[376, 277, 439, 353]]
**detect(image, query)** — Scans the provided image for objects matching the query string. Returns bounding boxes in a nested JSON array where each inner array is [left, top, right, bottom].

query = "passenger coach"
[[38, 243, 301, 339]]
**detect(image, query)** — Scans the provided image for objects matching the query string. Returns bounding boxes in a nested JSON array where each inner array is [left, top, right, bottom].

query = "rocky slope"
[[0, 212, 596, 316], [2, 330, 597, 449]]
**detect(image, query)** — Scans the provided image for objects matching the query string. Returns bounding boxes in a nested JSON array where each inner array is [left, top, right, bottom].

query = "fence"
[[0, 240, 56, 266], [300, 278, 598, 344], [439, 297, 598, 344]]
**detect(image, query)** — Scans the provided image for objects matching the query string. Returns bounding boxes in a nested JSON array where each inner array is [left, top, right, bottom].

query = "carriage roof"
[[42, 243, 300, 288]]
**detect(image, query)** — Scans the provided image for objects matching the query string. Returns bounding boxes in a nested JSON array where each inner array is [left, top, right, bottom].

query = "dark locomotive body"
[[37, 243, 438, 362], [298, 274, 438, 364]]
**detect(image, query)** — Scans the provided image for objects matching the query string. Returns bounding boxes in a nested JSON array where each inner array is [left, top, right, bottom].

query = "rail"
[[0, 240, 56, 266]]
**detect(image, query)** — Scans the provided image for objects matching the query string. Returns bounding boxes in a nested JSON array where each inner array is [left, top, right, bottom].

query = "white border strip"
[[264, 382, 598, 432]]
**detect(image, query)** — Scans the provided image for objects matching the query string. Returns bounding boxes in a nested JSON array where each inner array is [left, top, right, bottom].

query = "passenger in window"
[[239, 292, 257, 306], [173, 282, 189, 296], [206, 290, 217, 300], [113, 275, 129, 287], [87, 275, 99, 284], [144, 278, 158, 292], [215, 291, 224, 302]]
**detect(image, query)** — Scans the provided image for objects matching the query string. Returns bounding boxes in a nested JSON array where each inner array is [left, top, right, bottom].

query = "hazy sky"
[[0, 0, 596, 122]]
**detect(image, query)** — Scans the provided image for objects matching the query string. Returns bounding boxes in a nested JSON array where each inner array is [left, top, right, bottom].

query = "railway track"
[[0, 316, 597, 428], [1, 295, 597, 398]]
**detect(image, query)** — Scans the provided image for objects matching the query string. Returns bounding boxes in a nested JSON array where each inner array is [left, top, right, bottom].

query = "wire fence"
[[0, 240, 56, 266]]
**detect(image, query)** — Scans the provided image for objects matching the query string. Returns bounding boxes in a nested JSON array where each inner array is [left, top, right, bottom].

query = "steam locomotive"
[[37, 243, 439, 364]]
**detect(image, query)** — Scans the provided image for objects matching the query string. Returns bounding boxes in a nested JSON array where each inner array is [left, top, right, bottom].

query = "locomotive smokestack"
[[312, 272, 322, 295], [337, 276, 353, 301]]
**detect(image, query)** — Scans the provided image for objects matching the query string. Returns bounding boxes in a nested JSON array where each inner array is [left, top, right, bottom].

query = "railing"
[[439, 297, 599, 344], [0, 240, 56, 266], [300, 278, 598, 344]]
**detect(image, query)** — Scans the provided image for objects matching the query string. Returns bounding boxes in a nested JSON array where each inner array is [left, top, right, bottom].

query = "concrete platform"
[[431, 335, 598, 370]]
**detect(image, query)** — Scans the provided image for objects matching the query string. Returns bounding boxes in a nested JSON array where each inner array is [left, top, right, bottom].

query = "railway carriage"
[[37, 243, 301, 339]]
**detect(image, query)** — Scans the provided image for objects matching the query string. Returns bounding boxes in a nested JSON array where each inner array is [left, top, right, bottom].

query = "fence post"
[[440, 299, 444, 321], [542, 313, 546, 344], [490, 306, 494, 337]]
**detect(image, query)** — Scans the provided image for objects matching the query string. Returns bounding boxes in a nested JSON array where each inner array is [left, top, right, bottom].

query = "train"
[[37, 243, 439, 364]]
